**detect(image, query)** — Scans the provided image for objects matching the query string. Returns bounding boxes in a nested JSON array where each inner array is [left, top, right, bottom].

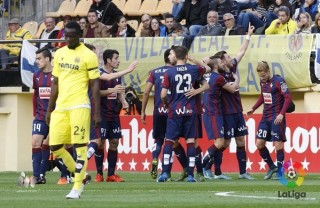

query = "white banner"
[[20, 40, 39, 88]]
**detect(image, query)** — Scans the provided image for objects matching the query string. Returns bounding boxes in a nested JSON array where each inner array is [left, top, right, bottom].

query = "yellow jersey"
[[53, 43, 100, 110]]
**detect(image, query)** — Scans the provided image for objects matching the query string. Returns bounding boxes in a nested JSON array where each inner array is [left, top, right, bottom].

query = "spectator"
[[175, 0, 209, 35], [82, 9, 110, 38], [266, 0, 293, 27], [295, 12, 312, 34], [171, 22, 189, 37], [110, 16, 136, 37], [299, 0, 318, 21], [140, 14, 152, 37], [265, 6, 297, 35], [237, 0, 258, 14], [0, 18, 32, 70], [209, 0, 238, 26], [197, 11, 223, 36], [172, 0, 185, 18], [292, 0, 304, 20], [78, 17, 88, 35], [120, 87, 142, 116], [163, 13, 175, 36], [222, 13, 246, 35], [311, 12, 320, 33], [237, 0, 275, 32], [37, 17, 60, 49], [53, 15, 72, 48], [149, 18, 166, 37], [90, 0, 123, 26]]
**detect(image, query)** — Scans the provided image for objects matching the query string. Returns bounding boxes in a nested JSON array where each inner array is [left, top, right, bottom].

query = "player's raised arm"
[[100, 61, 138, 81], [187, 56, 211, 73], [45, 76, 58, 125], [235, 23, 254, 64]]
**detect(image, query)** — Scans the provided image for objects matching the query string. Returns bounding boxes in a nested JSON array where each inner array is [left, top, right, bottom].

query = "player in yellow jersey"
[[45, 21, 101, 199]]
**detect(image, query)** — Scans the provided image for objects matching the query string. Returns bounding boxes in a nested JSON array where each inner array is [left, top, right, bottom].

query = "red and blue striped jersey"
[[203, 72, 227, 116], [220, 58, 243, 114], [162, 64, 206, 118], [260, 75, 292, 121], [32, 70, 53, 120], [147, 65, 171, 115], [99, 68, 122, 121]]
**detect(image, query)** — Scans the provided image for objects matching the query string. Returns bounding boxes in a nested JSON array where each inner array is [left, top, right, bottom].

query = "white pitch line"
[[215, 192, 316, 201]]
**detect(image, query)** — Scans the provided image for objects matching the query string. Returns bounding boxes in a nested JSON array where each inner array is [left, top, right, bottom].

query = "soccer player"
[[202, 24, 255, 180], [247, 61, 292, 180], [157, 45, 211, 182], [87, 50, 138, 182], [46, 21, 101, 199], [141, 49, 173, 179], [32, 47, 53, 184]]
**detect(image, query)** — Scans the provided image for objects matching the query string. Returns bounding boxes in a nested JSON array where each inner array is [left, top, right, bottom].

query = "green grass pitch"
[[0, 171, 319, 208]]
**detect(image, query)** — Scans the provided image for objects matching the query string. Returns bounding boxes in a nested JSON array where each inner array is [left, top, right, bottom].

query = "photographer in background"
[[120, 86, 142, 115]]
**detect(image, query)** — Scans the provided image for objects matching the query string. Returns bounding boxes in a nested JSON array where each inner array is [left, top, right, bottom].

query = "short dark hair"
[[207, 55, 220, 70], [163, 13, 174, 20], [278, 6, 290, 17], [65, 21, 81, 33], [214, 51, 227, 60], [171, 45, 188, 60], [36, 47, 52, 61], [103, 49, 119, 64], [87, 9, 98, 16], [164, 49, 170, 64]]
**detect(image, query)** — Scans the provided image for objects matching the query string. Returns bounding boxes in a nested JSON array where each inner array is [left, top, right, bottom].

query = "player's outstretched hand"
[[274, 114, 284, 125], [247, 109, 254, 116], [94, 112, 101, 128], [141, 112, 146, 125], [128, 61, 138, 72], [184, 88, 197, 99], [45, 112, 51, 125], [114, 84, 125, 93]]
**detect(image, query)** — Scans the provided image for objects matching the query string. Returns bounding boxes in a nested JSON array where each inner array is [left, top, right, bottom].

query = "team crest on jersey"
[[281, 83, 288, 93], [74, 57, 80, 64]]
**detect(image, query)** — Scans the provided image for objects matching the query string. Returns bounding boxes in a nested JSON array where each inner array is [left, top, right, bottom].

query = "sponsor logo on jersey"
[[39, 87, 51, 99]]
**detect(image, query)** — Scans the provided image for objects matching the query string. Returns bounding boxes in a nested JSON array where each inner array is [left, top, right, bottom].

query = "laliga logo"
[[279, 158, 306, 188]]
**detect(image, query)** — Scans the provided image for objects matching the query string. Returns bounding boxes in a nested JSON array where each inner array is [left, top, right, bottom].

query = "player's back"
[[261, 75, 289, 120], [203, 72, 226, 115], [147, 65, 171, 115], [33, 70, 53, 120], [53, 44, 99, 110], [163, 64, 205, 117]]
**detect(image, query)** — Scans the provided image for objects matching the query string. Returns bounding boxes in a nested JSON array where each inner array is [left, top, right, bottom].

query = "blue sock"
[[32, 148, 42, 177], [277, 149, 284, 175], [187, 143, 196, 177], [195, 146, 203, 174], [237, 146, 247, 174], [259, 146, 276, 169], [161, 141, 174, 175], [88, 142, 98, 160], [173, 143, 187, 169], [152, 139, 164, 160], [95, 148, 104, 175], [107, 149, 117, 176], [40, 144, 50, 176]]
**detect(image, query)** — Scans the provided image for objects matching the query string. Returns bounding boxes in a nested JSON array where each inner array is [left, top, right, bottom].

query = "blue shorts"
[[223, 113, 248, 139], [101, 119, 122, 140], [203, 114, 224, 140], [196, 114, 203, 139], [166, 114, 198, 140], [32, 119, 49, 137], [257, 119, 287, 142], [153, 114, 167, 140], [90, 120, 101, 140]]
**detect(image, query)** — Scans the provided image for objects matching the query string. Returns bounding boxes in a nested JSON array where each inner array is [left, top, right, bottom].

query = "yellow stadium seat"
[[135, 22, 143, 37], [34, 22, 46, 39], [122, 0, 141, 16], [135, 0, 159, 16], [66, 0, 92, 17], [46, 0, 77, 17], [156, 0, 173, 15], [22, 21, 38, 37], [56, 21, 64, 30], [112, 0, 126, 11], [127, 20, 139, 31]]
